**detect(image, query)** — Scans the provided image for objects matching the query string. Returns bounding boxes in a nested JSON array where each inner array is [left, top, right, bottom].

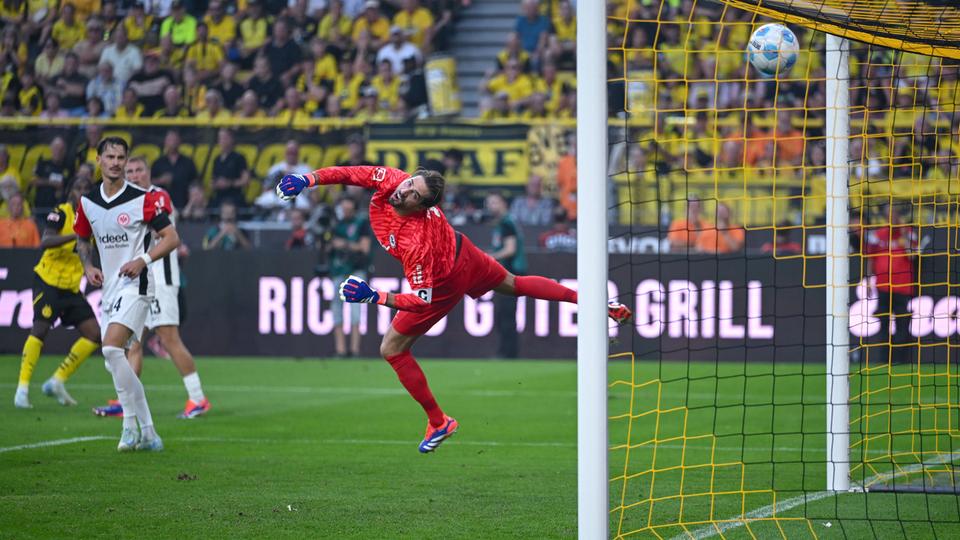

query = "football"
[[748, 23, 799, 77]]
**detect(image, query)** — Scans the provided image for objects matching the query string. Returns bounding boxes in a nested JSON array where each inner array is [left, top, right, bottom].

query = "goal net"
[[605, 0, 960, 537]]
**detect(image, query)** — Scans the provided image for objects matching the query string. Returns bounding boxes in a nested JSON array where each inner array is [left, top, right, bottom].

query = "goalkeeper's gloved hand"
[[339, 275, 381, 304], [276, 173, 310, 201]]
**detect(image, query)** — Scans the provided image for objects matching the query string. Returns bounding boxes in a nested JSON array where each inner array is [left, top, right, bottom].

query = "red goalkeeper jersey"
[[312, 166, 458, 304]]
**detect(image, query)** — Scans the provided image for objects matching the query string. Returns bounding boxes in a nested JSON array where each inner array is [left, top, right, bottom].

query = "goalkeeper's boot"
[[136, 434, 164, 452], [14, 387, 31, 409], [42, 377, 77, 406], [93, 399, 123, 417], [418, 415, 459, 453], [177, 398, 211, 419], [608, 301, 633, 324], [117, 428, 140, 452]]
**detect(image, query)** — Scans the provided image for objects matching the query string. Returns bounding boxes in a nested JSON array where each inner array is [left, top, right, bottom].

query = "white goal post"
[[576, 0, 609, 537]]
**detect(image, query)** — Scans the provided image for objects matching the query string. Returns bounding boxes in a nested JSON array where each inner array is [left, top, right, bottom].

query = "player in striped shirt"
[[278, 166, 632, 453]]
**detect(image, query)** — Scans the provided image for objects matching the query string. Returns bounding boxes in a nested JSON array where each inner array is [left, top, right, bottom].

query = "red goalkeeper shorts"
[[391, 233, 507, 336]]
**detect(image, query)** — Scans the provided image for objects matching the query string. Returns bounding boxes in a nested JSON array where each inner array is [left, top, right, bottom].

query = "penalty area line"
[[0, 436, 112, 454]]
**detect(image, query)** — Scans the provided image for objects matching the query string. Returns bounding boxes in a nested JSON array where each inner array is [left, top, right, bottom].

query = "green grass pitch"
[[3, 355, 960, 539]]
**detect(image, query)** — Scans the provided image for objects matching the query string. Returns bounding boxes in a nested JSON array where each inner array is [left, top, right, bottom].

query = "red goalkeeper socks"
[[385, 351, 446, 427], [514, 275, 578, 303]]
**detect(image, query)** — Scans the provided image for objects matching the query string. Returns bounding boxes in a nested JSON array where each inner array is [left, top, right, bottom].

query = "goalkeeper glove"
[[276, 173, 310, 201], [339, 275, 381, 304]]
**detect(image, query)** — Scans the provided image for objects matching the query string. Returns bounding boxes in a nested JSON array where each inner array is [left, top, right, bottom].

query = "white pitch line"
[[674, 451, 960, 540], [0, 436, 111, 454]]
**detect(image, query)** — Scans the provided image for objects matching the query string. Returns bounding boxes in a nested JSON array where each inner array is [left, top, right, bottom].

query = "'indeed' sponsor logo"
[[98, 232, 129, 245]]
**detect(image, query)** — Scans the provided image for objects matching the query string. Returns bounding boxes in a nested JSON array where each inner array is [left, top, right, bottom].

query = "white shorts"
[[101, 292, 149, 345], [146, 284, 180, 329]]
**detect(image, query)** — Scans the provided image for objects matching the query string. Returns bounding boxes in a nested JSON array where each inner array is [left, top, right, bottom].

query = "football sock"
[[53, 337, 99, 382], [18, 335, 43, 389], [182, 372, 205, 403], [385, 351, 445, 427], [514, 275, 578, 303], [103, 346, 154, 431]]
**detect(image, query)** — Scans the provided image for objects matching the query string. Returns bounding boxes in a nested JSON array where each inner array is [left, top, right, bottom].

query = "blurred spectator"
[[115, 87, 144, 118], [480, 91, 511, 119], [86, 62, 123, 115], [34, 39, 65, 85], [203, 1, 236, 46], [496, 32, 530, 73], [556, 131, 576, 220], [482, 59, 534, 113], [161, 1, 198, 46], [0, 145, 23, 198], [72, 17, 106, 79], [39, 92, 70, 118], [152, 129, 198, 209], [539, 207, 576, 252], [283, 208, 316, 249], [51, 53, 88, 115], [246, 55, 285, 110], [153, 35, 185, 72], [100, 1, 120, 36], [74, 124, 103, 167], [0, 28, 26, 76], [210, 62, 244, 109], [122, 2, 153, 46], [17, 70, 45, 115], [522, 91, 548, 118], [0, 193, 40, 247], [30, 135, 72, 211], [85, 96, 106, 117], [774, 113, 804, 167], [209, 128, 251, 208], [353, 85, 389, 120], [180, 184, 208, 222], [695, 203, 745, 254], [340, 133, 374, 166], [48, 4, 84, 51], [393, 0, 433, 51], [317, 0, 352, 48], [196, 88, 231, 120], [237, 0, 269, 68], [667, 196, 704, 253], [377, 25, 421, 75], [276, 86, 311, 121], [332, 54, 364, 113], [353, 1, 390, 50], [234, 88, 266, 119], [202, 201, 251, 250], [486, 192, 526, 359], [262, 18, 302, 84], [185, 22, 225, 83], [509, 174, 554, 227], [761, 226, 803, 256], [127, 53, 175, 116], [328, 196, 371, 357], [547, 0, 575, 67], [154, 84, 190, 117], [371, 59, 400, 110], [514, 0, 550, 58]]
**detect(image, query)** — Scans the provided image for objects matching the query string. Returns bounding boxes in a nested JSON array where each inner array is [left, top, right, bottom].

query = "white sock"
[[182, 372, 205, 403], [16, 383, 28, 393], [140, 424, 157, 440], [103, 346, 154, 432]]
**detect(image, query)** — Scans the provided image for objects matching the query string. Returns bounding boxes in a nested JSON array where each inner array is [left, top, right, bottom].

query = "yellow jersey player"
[[14, 180, 101, 409]]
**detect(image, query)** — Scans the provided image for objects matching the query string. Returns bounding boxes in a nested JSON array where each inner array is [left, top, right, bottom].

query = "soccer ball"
[[747, 23, 799, 77]]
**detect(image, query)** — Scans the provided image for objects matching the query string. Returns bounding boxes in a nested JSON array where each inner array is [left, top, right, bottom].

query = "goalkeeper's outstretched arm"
[[338, 275, 434, 313], [277, 166, 406, 200]]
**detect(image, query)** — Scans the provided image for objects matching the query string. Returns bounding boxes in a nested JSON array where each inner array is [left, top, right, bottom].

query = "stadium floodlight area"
[[585, 0, 960, 537]]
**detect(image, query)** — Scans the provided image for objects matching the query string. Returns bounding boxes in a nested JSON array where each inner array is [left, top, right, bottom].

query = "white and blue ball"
[[747, 23, 799, 77]]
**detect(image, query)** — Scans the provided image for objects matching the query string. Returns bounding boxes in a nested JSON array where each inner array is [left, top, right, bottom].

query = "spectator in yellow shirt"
[[48, 4, 85, 51], [234, 89, 266, 120], [352, 85, 390, 121], [161, 1, 198, 46], [203, 0, 236, 46], [196, 88, 230, 121], [0, 193, 40, 248], [496, 32, 530, 73], [480, 91, 515, 120], [114, 87, 144, 118], [122, 2, 153, 46], [276, 87, 312, 125], [483, 60, 535, 111], [371, 59, 401, 110], [317, 0, 352, 48], [238, 0, 268, 68], [392, 0, 434, 51], [185, 22, 224, 83], [352, 0, 390, 50], [333, 55, 365, 113]]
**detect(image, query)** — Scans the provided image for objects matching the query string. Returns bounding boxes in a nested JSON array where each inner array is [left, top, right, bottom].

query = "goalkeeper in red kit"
[[277, 166, 632, 453]]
